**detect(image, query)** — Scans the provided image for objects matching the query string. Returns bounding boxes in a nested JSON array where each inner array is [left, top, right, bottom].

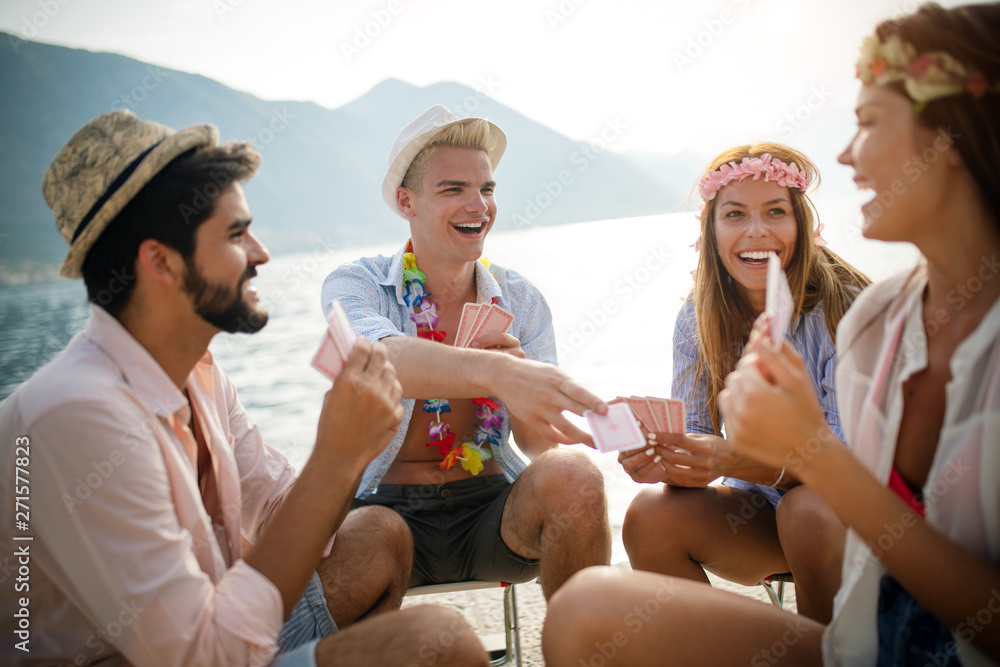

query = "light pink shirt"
[[0, 306, 310, 666]]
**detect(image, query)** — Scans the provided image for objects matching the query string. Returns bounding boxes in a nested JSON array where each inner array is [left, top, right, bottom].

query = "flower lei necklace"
[[401, 239, 503, 474]]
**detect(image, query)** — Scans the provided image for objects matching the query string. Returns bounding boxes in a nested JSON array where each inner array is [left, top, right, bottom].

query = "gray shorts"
[[357, 474, 539, 587]]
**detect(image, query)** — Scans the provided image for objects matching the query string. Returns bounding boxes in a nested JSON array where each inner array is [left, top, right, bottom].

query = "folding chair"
[[760, 572, 794, 608], [405, 580, 521, 667]]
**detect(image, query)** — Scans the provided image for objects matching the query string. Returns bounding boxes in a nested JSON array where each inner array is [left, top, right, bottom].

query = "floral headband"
[[693, 154, 823, 252], [698, 153, 812, 203], [856, 33, 1000, 104]]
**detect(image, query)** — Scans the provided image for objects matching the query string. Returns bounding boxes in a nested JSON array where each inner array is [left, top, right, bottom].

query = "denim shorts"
[[356, 474, 539, 587], [271, 572, 337, 667], [877, 573, 960, 666]]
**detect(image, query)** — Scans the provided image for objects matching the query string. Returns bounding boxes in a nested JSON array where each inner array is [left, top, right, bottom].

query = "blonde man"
[[320, 106, 612, 600]]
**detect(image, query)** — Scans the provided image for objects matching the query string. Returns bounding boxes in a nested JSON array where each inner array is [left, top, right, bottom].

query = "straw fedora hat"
[[381, 105, 506, 218], [44, 110, 218, 278]]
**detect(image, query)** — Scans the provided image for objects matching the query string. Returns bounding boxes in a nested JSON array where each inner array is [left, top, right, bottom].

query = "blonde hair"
[[401, 119, 498, 192], [691, 142, 871, 434]]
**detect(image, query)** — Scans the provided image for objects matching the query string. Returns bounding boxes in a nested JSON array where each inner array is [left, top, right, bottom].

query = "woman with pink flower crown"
[[544, 3, 1000, 666], [618, 141, 869, 624]]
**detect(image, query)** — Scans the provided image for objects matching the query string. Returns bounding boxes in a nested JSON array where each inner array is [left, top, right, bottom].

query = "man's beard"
[[181, 259, 269, 334]]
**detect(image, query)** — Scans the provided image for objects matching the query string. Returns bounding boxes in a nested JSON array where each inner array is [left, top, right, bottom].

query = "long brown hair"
[[691, 142, 870, 434]]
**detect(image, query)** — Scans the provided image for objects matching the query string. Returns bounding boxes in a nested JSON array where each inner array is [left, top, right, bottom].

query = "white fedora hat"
[[381, 105, 506, 218]]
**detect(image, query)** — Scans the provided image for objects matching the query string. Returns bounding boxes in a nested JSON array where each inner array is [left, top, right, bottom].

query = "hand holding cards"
[[312, 301, 357, 380], [454, 302, 514, 348], [766, 252, 793, 350]]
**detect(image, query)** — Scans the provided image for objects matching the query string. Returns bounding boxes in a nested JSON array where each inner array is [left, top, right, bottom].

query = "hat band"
[[71, 140, 164, 244]]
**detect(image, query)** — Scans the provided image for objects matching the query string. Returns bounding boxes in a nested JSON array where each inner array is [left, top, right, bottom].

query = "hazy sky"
[[1, 0, 961, 154]]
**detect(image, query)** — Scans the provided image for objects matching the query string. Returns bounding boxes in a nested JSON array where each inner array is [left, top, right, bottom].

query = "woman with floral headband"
[[544, 3, 1000, 665], [619, 142, 869, 624]]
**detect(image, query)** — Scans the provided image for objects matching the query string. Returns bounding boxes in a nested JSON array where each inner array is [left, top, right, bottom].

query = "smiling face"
[[182, 183, 271, 333], [838, 84, 958, 244], [712, 178, 798, 313], [399, 146, 497, 268]]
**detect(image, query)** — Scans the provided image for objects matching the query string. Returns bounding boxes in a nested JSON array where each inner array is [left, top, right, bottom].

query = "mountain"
[[0, 34, 687, 276]]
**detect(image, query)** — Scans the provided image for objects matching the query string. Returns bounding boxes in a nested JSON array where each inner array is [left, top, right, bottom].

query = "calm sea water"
[[0, 213, 916, 563]]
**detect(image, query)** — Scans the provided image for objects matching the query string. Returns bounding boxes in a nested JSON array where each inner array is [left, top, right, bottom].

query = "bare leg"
[[543, 567, 824, 667], [776, 485, 845, 623], [318, 505, 413, 628], [623, 485, 788, 586], [501, 448, 611, 599], [315, 604, 488, 667]]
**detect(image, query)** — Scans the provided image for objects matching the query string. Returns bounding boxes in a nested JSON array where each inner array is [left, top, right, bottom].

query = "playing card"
[[645, 397, 669, 433], [311, 300, 357, 380], [666, 398, 685, 435], [625, 397, 657, 434], [311, 331, 345, 380], [327, 300, 356, 359], [455, 303, 483, 348], [766, 252, 793, 351], [586, 403, 647, 453], [470, 304, 514, 344]]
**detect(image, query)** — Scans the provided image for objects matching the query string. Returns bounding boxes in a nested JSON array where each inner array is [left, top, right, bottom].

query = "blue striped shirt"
[[320, 243, 557, 498], [671, 297, 843, 506]]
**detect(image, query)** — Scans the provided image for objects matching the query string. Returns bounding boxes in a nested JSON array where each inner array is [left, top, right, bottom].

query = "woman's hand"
[[618, 432, 737, 487], [720, 315, 837, 482]]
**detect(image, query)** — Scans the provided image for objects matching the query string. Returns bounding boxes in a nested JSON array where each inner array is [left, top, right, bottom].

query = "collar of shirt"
[[380, 243, 504, 310], [83, 305, 190, 418]]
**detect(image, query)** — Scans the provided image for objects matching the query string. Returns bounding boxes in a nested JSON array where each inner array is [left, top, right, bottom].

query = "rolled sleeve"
[[29, 402, 283, 667], [320, 258, 404, 343]]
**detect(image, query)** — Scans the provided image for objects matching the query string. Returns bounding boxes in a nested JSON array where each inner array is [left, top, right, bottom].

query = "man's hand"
[[617, 433, 735, 487], [314, 338, 404, 472], [469, 332, 525, 359], [492, 357, 606, 446]]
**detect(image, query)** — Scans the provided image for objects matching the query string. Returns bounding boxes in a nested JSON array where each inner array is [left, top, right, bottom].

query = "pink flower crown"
[[692, 154, 823, 253], [698, 153, 812, 203]]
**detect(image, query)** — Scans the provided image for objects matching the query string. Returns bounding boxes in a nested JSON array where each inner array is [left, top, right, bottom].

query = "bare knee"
[[776, 486, 843, 561], [409, 605, 489, 667], [350, 505, 412, 553], [527, 449, 607, 518], [622, 485, 692, 554]]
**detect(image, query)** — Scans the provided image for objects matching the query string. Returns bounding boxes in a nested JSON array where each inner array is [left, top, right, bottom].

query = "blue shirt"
[[320, 244, 557, 498], [671, 297, 843, 506]]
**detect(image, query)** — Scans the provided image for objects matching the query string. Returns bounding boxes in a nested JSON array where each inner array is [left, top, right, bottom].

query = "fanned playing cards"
[[454, 302, 514, 348], [766, 252, 793, 350], [311, 300, 358, 380], [608, 396, 686, 435]]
